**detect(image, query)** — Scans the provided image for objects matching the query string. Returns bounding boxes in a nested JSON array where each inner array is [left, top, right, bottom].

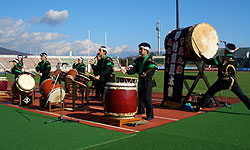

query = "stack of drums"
[[11, 74, 35, 96], [0, 77, 8, 95], [104, 82, 137, 119], [40, 79, 65, 103]]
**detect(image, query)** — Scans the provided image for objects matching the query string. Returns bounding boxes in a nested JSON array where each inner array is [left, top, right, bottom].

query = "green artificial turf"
[[92, 102, 250, 150], [0, 104, 128, 150]]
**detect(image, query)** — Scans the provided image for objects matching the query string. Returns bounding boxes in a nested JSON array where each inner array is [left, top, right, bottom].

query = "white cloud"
[[31, 9, 69, 26], [0, 17, 130, 57]]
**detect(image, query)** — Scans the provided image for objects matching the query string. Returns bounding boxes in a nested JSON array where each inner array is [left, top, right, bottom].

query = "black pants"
[[138, 84, 154, 118], [200, 77, 250, 110]]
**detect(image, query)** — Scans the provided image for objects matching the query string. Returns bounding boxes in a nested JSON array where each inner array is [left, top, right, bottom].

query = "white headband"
[[101, 48, 107, 51], [139, 46, 150, 51], [78, 57, 84, 60], [12, 59, 18, 63], [225, 46, 235, 53]]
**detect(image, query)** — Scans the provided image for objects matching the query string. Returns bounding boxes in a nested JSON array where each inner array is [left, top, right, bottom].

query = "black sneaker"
[[146, 117, 153, 121], [193, 106, 201, 112]]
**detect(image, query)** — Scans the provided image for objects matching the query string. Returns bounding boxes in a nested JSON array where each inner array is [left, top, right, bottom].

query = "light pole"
[[156, 20, 161, 56], [176, 0, 179, 29]]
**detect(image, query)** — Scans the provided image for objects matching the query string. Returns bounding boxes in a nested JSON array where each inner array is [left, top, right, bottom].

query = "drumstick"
[[115, 58, 122, 69], [192, 37, 202, 54], [79, 72, 100, 80], [141, 66, 156, 77], [145, 66, 156, 74]]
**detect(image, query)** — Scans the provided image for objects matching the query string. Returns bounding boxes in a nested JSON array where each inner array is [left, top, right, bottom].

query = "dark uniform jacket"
[[11, 65, 22, 79], [17, 59, 23, 70], [73, 63, 86, 74], [91, 55, 114, 82], [35, 59, 51, 82], [127, 55, 158, 88], [203, 54, 238, 79]]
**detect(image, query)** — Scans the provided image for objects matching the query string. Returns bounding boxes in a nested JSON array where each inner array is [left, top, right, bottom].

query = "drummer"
[[73, 57, 86, 74], [35, 52, 51, 85], [89, 46, 115, 99], [10, 59, 22, 79], [195, 43, 250, 111], [121, 42, 158, 121], [92, 54, 101, 98], [17, 55, 24, 70]]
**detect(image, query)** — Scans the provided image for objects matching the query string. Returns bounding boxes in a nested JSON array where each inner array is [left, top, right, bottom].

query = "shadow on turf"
[[210, 110, 250, 116], [14, 109, 56, 120]]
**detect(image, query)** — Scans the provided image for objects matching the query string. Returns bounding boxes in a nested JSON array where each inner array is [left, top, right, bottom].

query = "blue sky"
[[0, 0, 250, 57]]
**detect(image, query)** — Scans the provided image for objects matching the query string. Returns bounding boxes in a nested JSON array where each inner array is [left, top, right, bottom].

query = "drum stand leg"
[[45, 68, 79, 124]]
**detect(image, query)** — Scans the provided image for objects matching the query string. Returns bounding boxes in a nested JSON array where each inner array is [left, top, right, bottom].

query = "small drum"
[[165, 23, 219, 60], [116, 76, 138, 84], [52, 69, 66, 81], [0, 77, 8, 94], [74, 74, 90, 87], [104, 82, 137, 119], [65, 69, 77, 83], [40, 79, 65, 103], [12, 74, 35, 96]]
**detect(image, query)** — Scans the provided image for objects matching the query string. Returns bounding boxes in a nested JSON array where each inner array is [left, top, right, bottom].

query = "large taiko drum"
[[165, 23, 219, 60], [65, 69, 77, 83], [104, 83, 137, 119], [11, 74, 35, 96], [40, 79, 65, 103], [0, 77, 8, 94]]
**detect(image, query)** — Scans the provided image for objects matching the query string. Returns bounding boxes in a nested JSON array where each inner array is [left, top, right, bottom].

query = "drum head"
[[17, 74, 35, 91], [191, 23, 219, 59], [49, 88, 65, 103]]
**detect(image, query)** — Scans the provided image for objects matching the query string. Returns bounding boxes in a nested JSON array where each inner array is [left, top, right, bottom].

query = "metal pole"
[[157, 20, 161, 56], [176, 0, 179, 29]]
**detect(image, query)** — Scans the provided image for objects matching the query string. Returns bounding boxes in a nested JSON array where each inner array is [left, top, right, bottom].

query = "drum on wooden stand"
[[0, 77, 8, 94], [65, 69, 77, 83], [11, 74, 35, 96], [165, 22, 219, 60], [104, 82, 137, 119], [39, 79, 65, 103]]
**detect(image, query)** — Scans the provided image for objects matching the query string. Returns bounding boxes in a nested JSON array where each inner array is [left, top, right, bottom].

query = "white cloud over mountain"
[[0, 17, 129, 56]]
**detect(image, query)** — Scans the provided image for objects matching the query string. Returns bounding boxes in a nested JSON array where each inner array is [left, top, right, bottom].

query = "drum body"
[[165, 23, 219, 60], [0, 77, 8, 93], [116, 76, 138, 84], [74, 74, 90, 87], [104, 83, 137, 119], [52, 69, 66, 81], [12, 74, 35, 96], [65, 69, 77, 83], [40, 79, 65, 103]]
